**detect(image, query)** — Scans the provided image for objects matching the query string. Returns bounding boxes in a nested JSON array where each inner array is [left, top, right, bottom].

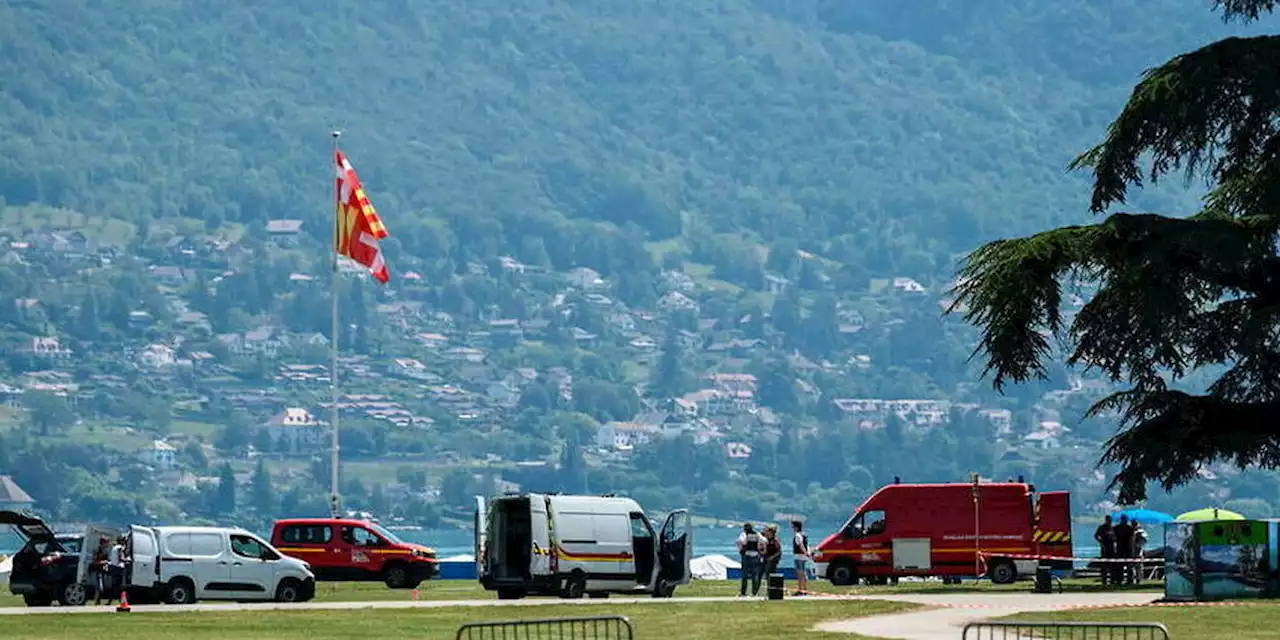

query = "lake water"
[[384, 523, 1103, 562], [3, 522, 1104, 562]]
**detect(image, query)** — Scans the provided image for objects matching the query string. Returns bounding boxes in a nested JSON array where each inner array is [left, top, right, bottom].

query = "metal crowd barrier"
[[961, 621, 1170, 639], [456, 615, 635, 640]]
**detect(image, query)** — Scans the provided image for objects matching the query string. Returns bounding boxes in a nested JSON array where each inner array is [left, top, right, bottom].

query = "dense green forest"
[[2, 0, 1257, 280], [0, 0, 1278, 527]]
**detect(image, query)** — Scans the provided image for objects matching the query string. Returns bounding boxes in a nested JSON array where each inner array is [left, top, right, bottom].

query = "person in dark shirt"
[[1094, 515, 1116, 586], [1113, 516, 1135, 585]]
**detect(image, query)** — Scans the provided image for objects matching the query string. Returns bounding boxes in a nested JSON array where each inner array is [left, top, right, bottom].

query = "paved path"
[[0, 595, 746, 615], [813, 592, 1163, 639]]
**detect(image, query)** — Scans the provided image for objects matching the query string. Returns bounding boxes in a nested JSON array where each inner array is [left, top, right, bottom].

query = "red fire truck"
[[811, 480, 1072, 585]]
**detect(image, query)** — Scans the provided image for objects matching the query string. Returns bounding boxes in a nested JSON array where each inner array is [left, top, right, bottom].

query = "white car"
[[127, 525, 315, 604]]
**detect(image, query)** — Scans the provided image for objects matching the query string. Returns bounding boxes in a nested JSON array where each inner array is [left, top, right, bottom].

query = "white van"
[[475, 493, 692, 600], [126, 525, 315, 604]]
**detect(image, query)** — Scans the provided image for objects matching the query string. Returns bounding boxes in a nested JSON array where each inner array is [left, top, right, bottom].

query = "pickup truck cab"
[[270, 518, 437, 589]]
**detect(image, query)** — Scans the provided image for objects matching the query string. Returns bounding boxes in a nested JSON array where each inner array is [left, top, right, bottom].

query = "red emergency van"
[[811, 481, 1072, 585], [270, 518, 438, 589]]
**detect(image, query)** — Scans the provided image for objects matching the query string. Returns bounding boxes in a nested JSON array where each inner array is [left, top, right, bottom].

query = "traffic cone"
[[412, 587, 420, 601], [116, 591, 131, 613]]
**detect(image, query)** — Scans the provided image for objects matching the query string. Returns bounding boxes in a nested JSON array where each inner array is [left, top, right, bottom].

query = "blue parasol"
[[1111, 508, 1174, 525]]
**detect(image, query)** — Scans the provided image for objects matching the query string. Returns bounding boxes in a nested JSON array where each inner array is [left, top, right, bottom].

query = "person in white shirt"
[[736, 522, 764, 597], [106, 537, 127, 604], [792, 520, 811, 595]]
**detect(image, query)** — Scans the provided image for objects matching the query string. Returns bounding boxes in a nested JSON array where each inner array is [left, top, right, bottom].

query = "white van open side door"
[[530, 495, 552, 577], [129, 526, 159, 590], [656, 509, 693, 592], [474, 496, 488, 580]]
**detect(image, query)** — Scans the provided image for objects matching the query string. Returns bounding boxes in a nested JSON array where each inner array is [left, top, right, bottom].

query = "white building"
[[264, 408, 327, 455], [139, 440, 178, 470], [0, 476, 35, 512]]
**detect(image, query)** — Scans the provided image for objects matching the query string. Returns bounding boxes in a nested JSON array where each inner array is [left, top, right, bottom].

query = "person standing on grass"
[[90, 536, 110, 606], [737, 522, 764, 597], [791, 520, 811, 596], [1132, 522, 1148, 584], [1114, 515, 1134, 586], [762, 524, 783, 582], [108, 536, 128, 602], [1094, 516, 1115, 586]]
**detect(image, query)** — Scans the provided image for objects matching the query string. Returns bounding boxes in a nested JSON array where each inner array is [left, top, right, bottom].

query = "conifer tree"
[[952, 1, 1280, 502]]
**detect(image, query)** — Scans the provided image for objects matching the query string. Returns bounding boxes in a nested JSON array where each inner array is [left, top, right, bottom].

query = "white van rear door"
[[129, 526, 158, 589], [658, 509, 693, 586], [530, 495, 552, 576], [474, 496, 488, 579]]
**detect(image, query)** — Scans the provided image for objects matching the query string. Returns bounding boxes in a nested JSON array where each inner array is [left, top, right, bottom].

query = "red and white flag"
[[334, 150, 390, 283]]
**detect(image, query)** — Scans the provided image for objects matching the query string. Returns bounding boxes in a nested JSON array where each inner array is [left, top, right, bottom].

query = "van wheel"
[[828, 561, 857, 586], [166, 578, 197, 605], [560, 573, 586, 599], [988, 560, 1017, 585], [275, 578, 303, 603], [497, 588, 524, 600], [383, 563, 410, 589], [58, 582, 88, 607]]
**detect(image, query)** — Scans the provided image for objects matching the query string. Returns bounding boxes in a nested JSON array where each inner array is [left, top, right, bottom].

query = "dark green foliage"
[[953, 4, 1280, 503], [0, 0, 1252, 279]]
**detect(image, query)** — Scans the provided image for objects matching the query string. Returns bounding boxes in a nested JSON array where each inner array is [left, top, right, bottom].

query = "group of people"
[[89, 535, 130, 606], [736, 520, 812, 597], [1093, 514, 1148, 586]]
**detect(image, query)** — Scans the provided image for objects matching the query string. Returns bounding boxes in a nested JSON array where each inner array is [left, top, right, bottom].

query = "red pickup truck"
[[270, 518, 437, 589]]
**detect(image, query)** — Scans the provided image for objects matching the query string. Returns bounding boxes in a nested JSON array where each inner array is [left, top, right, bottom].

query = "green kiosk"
[[1164, 519, 1277, 601]]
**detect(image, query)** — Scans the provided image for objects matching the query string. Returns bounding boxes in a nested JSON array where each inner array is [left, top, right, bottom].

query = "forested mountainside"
[[1, 0, 1263, 279], [0, 0, 1276, 527]]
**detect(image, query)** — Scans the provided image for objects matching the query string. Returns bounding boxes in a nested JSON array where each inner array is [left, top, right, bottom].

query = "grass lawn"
[[292, 577, 1158, 603], [0, 599, 913, 639], [0, 205, 136, 246], [170, 420, 220, 440], [1002, 603, 1280, 639], [48, 423, 151, 451], [0, 577, 1159, 609]]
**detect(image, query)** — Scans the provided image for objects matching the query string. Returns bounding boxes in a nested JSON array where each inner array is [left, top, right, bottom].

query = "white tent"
[[0, 554, 11, 589], [690, 554, 740, 580]]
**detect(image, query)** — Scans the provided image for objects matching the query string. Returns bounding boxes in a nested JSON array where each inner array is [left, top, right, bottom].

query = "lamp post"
[[971, 472, 982, 577]]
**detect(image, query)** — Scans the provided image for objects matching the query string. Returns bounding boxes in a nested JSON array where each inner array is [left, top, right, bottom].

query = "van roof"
[[151, 525, 254, 535], [878, 482, 1033, 491], [544, 494, 643, 513], [273, 518, 376, 528]]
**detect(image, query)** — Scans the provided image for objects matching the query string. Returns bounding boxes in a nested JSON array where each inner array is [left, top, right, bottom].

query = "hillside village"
[[0, 209, 1211, 530]]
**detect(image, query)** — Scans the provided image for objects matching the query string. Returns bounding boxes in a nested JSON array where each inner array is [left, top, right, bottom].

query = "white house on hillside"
[[0, 475, 35, 512], [139, 440, 178, 470], [264, 407, 327, 454]]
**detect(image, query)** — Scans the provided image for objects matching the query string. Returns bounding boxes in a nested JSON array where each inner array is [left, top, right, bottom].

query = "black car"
[[2, 511, 88, 607]]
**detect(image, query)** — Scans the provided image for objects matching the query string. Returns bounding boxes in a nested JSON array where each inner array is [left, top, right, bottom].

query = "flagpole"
[[329, 129, 342, 519]]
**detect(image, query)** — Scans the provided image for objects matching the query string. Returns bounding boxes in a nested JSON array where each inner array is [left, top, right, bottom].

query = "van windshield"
[[367, 523, 404, 545]]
